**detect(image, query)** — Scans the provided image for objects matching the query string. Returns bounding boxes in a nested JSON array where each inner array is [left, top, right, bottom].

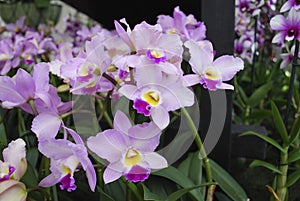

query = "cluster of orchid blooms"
[[270, 0, 300, 68], [234, 0, 278, 64], [235, 0, 300, 68], [0, 6, 245, 199]]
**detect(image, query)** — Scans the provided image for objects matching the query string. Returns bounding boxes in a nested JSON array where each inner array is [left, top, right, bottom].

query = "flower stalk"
[[275, 147, 289, 201], [284, 39, 299, 126], [181, 107, 214, 200]]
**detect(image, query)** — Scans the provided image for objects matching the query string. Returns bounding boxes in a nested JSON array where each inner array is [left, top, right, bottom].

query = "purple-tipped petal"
[[270, 15, 287, 31], [124, 165, 150, 182], [3, 139, 27, 180]]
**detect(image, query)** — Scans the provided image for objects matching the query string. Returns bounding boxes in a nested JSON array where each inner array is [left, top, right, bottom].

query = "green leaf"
[[214, 192, 233, 201], [34, 0, 50, 8], [142, 183, 164, 201], [98, 187, 115, 201], [152, 166, 204, 201], [103, 179, 126, 201], [289, 117, 300, 145], [210, 159, 249, 201], [27, 147, 39, 167], [249, 160, 282, 174], [178, 151, 203, 185], [165, 183, 215, 201], [240, 131, 286, 153], [248, 82, 272, 107], [286, 169, 300, 187], [0, 123, 7, 146], [271, 101, 289, 144], [287, 149, 300, 163]]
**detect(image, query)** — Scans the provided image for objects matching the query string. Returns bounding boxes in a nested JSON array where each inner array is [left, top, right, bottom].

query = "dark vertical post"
[[200, 0, 235, 169]]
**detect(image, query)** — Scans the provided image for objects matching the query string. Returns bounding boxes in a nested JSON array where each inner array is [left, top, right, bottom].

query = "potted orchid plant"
[[0, 6, 249, 201]]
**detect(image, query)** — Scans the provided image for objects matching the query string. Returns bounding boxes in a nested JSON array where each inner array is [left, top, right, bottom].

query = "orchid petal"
[[87, 130, 127, 162], [270, 15, 287, 31], [143, 152, 168, 169], [3, 139, 27, 180], [213, 55, 244, 81], [15, 69, 35, 100], [31, 112, 62, 140], [103, 162, 124, 184], [151, 106, 170, 129], [113, 110, 132, 134]]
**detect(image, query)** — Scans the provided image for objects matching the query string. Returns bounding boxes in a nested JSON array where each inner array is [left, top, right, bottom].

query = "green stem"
[[122, 178, 143, 201], [275, 147, 289, 201], [181, 107, 213, 183], [96, 99, 113, 128], [29, 99, 38, 116]]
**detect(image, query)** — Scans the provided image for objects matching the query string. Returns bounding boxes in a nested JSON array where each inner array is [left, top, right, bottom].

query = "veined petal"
[[103, 162, 124, 184], [182, 74, 200, 86], [270, 15, 287, 31], [0, 76, 26, 106], [87, 130, 127, 162], [38, 139, 74, 160], [128, 121, 161, 140], [39, 172, 60, 187], [272, 32, 286, 44], [213, 55, 244, 81], [151, 106, 170, 129], [113, 110, 132, 134], [33, 62, 50, 93], [118, 85, 138, 100], [31, 112, 62, 140], [15, 69, 35, 100], [143, 152, 168, 169]]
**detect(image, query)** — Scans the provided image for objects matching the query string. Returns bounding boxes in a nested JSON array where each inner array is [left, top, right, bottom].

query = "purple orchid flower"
[[270, 7, 300, 44], [118, 68, 194, 129], [5, 16, 27, 34], [0, 139, 27, 182], [0, 62, 50, 110], [87, 111, 167, 184], [280, 0, 300, 12], [38, 130, 96, 192], [157, 6, 206, 42], [183, 40, 244, 90], [0, 39, 15, 75], [279, 44, 300, 69]]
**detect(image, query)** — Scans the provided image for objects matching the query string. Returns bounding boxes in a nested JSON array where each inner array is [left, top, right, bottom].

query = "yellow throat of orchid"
[[142, 90, 160, 106], [124, 149, 142, 166]]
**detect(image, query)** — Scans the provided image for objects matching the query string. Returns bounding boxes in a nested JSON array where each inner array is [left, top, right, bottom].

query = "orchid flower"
[[157, 6, 206, 42], [0, 62, 50, 111], [183, 40, 244, 90], [0, 139, 28, 201], [0, 139, 27, 182], [38, 128, 96, 192], [118, 68, 194, 129], [87, 111, 167, 184], [280, 0, 300, 12], [0, 39, 15, 75], [270, 7, 300, 44]]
